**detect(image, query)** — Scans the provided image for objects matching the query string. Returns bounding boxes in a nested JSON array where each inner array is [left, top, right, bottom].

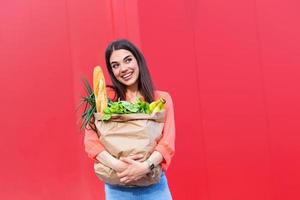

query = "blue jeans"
[[104, 173, 172, 200]]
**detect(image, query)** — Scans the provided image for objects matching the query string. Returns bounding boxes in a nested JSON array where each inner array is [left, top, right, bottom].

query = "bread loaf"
[[93, 66, 108, 113]]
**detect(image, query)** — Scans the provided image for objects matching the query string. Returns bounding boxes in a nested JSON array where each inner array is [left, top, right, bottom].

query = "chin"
[[123, 81, 136, 87]]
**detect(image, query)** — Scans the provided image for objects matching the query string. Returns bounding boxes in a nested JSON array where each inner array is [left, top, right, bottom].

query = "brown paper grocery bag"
[[93, 110, 165, 187]]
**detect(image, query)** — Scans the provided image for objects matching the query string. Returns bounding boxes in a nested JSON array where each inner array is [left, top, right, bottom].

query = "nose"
[[119, 63, 128, 73]]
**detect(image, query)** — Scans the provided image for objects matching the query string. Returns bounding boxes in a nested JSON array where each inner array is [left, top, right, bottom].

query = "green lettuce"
[[102, 98, 150, 121]]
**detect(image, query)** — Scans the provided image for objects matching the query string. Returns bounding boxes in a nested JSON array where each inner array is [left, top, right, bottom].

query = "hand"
[[115, 154, 143, 173], [115, 160, 129, 173], [116, 157, 150, 184], [127, 154, 145, 162]]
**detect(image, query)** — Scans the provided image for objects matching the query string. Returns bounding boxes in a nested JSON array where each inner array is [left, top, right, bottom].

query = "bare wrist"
[[113, 160, 123, 171]]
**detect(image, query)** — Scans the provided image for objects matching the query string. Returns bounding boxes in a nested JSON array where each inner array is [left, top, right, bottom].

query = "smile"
[[122, 72, 133, 80]]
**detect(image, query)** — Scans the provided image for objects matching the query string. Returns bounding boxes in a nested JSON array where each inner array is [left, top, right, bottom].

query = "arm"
[[84, 128, 142, 172], [83, 87, 129, 171], [117, 92, 176, 183], [96, 151, 129, 172], [84, 127, 105, 161], [153, 91, 176, 171]]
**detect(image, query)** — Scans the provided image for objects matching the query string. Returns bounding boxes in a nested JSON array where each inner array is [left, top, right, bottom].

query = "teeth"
[[123, 73, 132, 78]]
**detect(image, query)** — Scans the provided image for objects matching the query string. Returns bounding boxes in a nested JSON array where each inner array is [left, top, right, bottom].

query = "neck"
[[126, 82, 138, 94], [126, 84, 140, 102]]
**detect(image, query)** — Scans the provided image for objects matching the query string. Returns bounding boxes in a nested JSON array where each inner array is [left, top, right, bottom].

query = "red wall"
[[1, 0, 300, 199]]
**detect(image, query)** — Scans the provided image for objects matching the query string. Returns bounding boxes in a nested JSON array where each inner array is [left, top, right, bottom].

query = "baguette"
[[93, 66, 108, 113]]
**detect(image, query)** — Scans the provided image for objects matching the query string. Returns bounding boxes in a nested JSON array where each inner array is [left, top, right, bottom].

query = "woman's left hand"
[[116, 157, 150, 184]]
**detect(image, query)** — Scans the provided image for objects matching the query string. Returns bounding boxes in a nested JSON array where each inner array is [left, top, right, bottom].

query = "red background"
[[1, 0, 300, 199]]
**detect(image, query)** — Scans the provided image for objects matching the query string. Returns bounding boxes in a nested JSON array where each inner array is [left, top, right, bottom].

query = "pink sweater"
[[83, 90, 175, 171]]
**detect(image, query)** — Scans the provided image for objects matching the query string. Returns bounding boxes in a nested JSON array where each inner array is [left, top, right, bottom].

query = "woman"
[[84, 39, 175, 199]]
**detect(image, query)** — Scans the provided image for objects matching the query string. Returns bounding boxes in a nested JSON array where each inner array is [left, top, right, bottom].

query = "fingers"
[[117, 170, 128, 178], [133, 175, 143, 181], [120, 176, 130, 183], [119, 174, 144, 184], [120, 157, 135, 164], [127, 154, 143, 161], [116, 158, 145, 183]]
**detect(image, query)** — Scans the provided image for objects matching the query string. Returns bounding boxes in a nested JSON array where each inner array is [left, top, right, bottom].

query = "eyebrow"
[[110, 55, 132, 64]]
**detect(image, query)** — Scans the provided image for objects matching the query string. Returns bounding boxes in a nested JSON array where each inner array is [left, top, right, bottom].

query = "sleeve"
[[84, 127, 105, 161], [154, 92, 176, 171], [83, 87, 115, 161]]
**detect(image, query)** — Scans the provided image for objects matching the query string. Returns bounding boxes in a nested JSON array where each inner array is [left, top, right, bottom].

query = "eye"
[[125, 58, 132, 63], [111, 63, 119, 69]]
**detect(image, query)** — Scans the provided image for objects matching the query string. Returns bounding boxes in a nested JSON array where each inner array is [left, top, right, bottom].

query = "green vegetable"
[[77, 80, 153, 128], [102, 97, 151, 121], [76, 77, 97, 132]]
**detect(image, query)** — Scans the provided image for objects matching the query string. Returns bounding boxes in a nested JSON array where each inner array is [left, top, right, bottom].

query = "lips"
[[122, 72, 133, 81]]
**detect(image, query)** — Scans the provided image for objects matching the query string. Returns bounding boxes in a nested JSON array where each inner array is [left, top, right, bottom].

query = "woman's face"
[[109, 49, 140, 88]]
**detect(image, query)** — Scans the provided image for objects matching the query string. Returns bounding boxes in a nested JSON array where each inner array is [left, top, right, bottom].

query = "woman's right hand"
[[127, 154, 145, 162], [115, 154, 144, 172], [115, 160, 129, 172]]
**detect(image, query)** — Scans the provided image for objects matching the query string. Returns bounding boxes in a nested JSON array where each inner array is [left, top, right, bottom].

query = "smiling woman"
[[83, 39, 175, 200], [109, 49, 140, 101], [105, 39, 156, 104]]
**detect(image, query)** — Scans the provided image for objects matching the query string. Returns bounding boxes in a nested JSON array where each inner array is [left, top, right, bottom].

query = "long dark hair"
[[105, 39, 155, 103]]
